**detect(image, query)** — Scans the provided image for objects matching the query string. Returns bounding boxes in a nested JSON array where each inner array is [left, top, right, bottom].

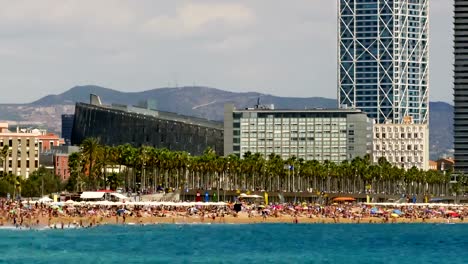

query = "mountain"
[[1, 85, 455, 159], [30, 85, 337, 121], [429, 102, 454, 159]]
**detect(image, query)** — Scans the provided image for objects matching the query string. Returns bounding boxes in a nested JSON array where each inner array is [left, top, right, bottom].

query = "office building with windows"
[[61, 114, 74, 146], [338, 0, 429, 124], [224, 104, 372, 162], [454, 0, 468, 173]]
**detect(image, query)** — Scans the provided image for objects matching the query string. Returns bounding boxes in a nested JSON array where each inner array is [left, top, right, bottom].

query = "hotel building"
[[224, 104, 372, 162]]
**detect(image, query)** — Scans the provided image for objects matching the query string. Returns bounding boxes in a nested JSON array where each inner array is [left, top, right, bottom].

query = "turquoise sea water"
[[0, 224, 466, 264]]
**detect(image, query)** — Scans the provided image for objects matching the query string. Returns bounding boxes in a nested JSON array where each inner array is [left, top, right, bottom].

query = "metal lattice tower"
[[338, 0, 429, 124]]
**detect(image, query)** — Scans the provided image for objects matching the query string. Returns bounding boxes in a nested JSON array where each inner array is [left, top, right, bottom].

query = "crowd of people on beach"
[[0, 198, 466, 229]]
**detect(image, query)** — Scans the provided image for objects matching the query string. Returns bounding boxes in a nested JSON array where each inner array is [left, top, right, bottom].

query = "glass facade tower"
[[338, 0, 429, 125], [454, 0, 468, 172]]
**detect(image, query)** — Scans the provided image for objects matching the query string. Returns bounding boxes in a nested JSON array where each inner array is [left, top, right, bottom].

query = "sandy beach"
[[25, 213, 465, 229]]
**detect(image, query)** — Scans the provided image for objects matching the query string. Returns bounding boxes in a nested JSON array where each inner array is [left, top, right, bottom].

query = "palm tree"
[[81, 138, 101, 190], [0, 145, 10, 177]]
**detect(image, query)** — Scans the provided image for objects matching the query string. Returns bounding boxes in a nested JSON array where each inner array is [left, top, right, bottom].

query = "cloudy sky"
[[0, 0, 453, 103]]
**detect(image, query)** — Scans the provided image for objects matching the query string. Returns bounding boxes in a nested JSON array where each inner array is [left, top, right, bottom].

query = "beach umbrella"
[[393, 209, 403, 215], [446, 211, 460, 217], [391, 213, 399, 218]]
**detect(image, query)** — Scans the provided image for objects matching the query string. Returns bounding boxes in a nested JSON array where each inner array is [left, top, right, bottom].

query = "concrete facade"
[[224, 104, 372, 162]]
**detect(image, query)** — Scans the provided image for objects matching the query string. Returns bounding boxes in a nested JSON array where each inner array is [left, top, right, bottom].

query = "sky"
[[0, 0, 454, 103]]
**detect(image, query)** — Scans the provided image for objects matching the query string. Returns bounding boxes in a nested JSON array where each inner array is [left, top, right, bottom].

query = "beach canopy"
[[80, 192, 105, 199], [38, 196, 53, 203], [332, 197, 356, 202], [239, 194, 263, 199], [110, 193, 129, 200]]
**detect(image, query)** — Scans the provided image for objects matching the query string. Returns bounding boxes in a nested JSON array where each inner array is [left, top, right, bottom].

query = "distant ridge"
[[30, 85, 338, 121], [2, 85, 454, 159]]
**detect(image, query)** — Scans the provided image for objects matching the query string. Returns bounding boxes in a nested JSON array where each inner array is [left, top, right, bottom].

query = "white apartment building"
[[372, 122, 429, 170]]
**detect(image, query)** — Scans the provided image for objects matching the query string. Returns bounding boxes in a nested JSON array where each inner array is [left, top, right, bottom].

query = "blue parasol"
[[393, 209, 403, 215]]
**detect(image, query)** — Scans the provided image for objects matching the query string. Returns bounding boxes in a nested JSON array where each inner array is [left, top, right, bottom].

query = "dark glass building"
[[71, 98, 224, 156], [61, 114, 74, 146], [454, 0, 468, 173]]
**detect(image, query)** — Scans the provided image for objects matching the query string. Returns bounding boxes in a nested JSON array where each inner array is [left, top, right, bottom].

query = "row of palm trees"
[[67, 138, 465, 196]]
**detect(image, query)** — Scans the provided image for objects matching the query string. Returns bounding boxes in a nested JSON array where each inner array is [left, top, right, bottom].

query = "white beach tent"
[[80, 192, 105, 200], [109, 193, 129, 201], [38, 196, 53, 203]]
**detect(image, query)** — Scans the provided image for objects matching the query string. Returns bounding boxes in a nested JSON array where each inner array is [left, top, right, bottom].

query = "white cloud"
[[0, 0, 455, 103], [143, 2, 255, 37]]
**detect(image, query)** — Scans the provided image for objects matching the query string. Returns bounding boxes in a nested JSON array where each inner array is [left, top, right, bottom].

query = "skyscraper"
[[338, 0, 429, 125], [61, 114, 74, 146], [454, 0, 468, 173]]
